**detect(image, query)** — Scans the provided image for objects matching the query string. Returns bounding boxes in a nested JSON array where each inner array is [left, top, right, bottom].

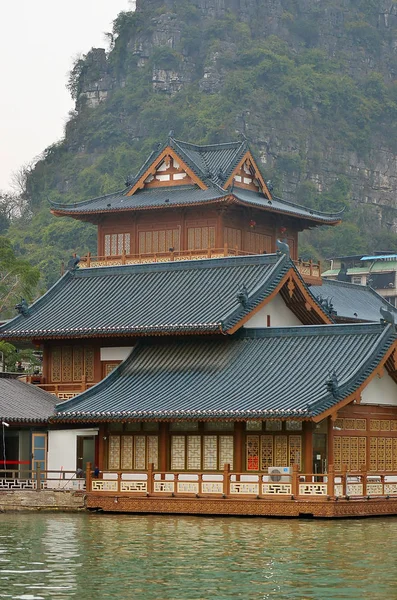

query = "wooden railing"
[[25, 378, 96, 400], [71, 248, 321, 282], [0, 468, 86, 491], [86, 463, 397, 499]]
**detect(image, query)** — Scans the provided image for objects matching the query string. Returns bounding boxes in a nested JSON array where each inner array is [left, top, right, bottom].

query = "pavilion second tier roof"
[[49, 137, 343, 226], [54, 324, 396, 422], [1, 253, 324, 341]]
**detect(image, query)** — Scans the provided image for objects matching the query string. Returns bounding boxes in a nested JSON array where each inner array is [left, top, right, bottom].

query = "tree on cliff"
[[0, 237, 40, 319]]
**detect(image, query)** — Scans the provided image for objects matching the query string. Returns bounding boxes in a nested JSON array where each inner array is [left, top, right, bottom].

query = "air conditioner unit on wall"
[[268, 466, 292, 482]]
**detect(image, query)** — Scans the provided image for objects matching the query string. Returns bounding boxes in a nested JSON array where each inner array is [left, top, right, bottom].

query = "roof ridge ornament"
[[325, 370, 339, 398], [15, 298, 29, 317], [236, 284, 249, 308], [380, 306, 395, 327], [276, 239, 290, 259]]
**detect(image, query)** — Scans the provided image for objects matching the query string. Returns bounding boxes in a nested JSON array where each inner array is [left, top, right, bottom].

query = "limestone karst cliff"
[[7, 0, 397, 284]]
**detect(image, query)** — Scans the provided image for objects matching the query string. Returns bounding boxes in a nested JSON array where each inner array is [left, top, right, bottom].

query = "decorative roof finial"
[[325, 370, 339, 398], [67, 254, 81, 272], [237, 285, 249, 308], [380, 306, 395, 326], [276, 239, 290, 259], [15, 298, 29, 317]]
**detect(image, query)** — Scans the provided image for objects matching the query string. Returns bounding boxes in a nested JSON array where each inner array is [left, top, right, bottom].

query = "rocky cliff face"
[[71, 0, 397, 230]]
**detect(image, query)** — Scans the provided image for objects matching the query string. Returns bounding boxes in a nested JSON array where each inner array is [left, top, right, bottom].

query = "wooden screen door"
[[32, 433, 47, 473], [76, 436, 95, 473]]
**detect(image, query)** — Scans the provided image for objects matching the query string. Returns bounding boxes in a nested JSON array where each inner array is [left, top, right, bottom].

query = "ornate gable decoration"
[[225, 151, 272, 199], [127, 148, 207, 196]]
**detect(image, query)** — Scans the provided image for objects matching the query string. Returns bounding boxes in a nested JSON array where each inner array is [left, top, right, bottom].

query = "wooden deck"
[[85, 464, 397, 519]]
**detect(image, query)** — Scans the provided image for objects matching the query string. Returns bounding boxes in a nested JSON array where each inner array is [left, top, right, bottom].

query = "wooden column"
[[97, 425, 106, 470], [303, 421, 313, 474], [234, 422, 244, 473], [327, 415, 334, 471], [159, 423, 168, 472]]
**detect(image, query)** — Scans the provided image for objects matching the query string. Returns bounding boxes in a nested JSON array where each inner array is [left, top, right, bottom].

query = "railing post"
[[147, 463, 154, 494], [309, 259, 313, 276], [170, 250, 175, 261], [86, 252, 91, 267], [223, 463, 230, 496], [86, 461, 92, 493], [327, 464, 335, 497], [224, 243, 228, 257], [342, 464, 348, 496], [361, 464, 367, 496], [35, 464, 41, 492], [121, 250, 126, 265], [292, 463, 299, 497]]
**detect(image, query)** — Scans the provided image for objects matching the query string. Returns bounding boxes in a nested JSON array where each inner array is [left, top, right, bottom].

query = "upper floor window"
[[104, 233, 131, 256]]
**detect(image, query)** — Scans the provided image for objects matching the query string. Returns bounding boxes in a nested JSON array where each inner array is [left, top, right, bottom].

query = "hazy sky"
[[0, 0, 134, 191]]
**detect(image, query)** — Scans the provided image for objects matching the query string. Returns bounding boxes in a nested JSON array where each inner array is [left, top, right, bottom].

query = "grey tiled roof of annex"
[[55, 323, 396, 420], [0, 254, 297, 340], [49, 138, 343, 224], [310, 279, 397, 323], [0, 375, 56, 422]]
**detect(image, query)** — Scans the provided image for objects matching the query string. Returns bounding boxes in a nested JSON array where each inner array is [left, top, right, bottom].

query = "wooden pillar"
[[86, 461, 92, 493], [97, 425, 105, 470], [216, 209, 224, 249], [159, 422, 168, 472], [303, 421, 313, 474], [327, 416, 334, 471], [234, 422, 244, 473]]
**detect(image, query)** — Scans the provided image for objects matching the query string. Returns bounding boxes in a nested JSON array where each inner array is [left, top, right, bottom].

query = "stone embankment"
[[0, 491, 86, 512]]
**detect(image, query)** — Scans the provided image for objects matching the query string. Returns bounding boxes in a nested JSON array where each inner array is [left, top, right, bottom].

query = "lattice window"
[[187, 436, 201, 470], [246, 435, 260, 470], [219, 436, 234, 470], [203, 436, 217, 470], [260, 435, 273, 470], [246, 420, 262, 431], [134, 436, 146, 470], [73, 347, 83, 382], [139, 228, 180, 254], [274, 436, 288, 466], [121, 436, 133, 470], [147, 436, 159, 469], [289, 435, 302, 469], [110, 435, 158, 471], [265, 420, 282, 431], [187, 226, 215, 251], [51, 347, 62, 382], [286, 421, 303, 431], [243, 231, 272, 254], [204, 422, 234, 431], [170, 422, 199, 431], [224, 227, 242, 250], [104, 233, 131, 256], [108, 436, 121, 470], [370, 437, 378, 471], [84, 347, 95, 382], [334, 436, 367, 471], [62, 347, 73, 382], [171, 436, 186, 470]]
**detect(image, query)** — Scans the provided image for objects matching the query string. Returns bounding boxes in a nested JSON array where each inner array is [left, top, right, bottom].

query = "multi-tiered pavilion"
[[2, 138, 397, 518]]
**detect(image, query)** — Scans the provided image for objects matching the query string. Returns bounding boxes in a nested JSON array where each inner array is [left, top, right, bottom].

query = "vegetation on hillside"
[[2, 1, 397, 287]]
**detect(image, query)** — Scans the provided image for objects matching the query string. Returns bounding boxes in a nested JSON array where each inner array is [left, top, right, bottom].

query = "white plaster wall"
[[361, 372, 397, 406], [48, 429, 98, 472], [244, 294, 302, 328], [100, 347, 133, 361]]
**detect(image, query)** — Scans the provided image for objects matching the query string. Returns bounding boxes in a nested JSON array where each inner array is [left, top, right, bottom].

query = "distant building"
[[322, 253, 397, 307]]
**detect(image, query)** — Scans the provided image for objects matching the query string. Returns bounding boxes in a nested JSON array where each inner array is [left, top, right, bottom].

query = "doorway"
[[76, 436, 95, 474], [313, 433, 327, 475]]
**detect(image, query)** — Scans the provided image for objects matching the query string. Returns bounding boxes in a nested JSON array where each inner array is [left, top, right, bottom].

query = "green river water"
[[0, 513, 396, 599]]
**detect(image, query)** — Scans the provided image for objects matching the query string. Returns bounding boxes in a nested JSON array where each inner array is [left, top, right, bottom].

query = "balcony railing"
[[0, 468, 86, 491], [86, 464, 397, 500], [71, 248, 321, 282], [25, 378, 95, 400]]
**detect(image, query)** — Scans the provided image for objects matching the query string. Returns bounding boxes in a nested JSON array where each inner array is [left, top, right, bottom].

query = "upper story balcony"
[[73, 247, 322, 286]]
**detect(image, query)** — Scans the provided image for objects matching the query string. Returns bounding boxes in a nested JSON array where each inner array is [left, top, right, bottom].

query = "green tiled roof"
[[50, 138, 343, 224], [0, 374, 55, 423], [0, 254, 295, 340], [54, 324, 395, 421], [311, 279, 397, 323]]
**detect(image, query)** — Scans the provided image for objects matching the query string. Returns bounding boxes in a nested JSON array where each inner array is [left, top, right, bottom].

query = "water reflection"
[[0, 514, 396, 599]]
